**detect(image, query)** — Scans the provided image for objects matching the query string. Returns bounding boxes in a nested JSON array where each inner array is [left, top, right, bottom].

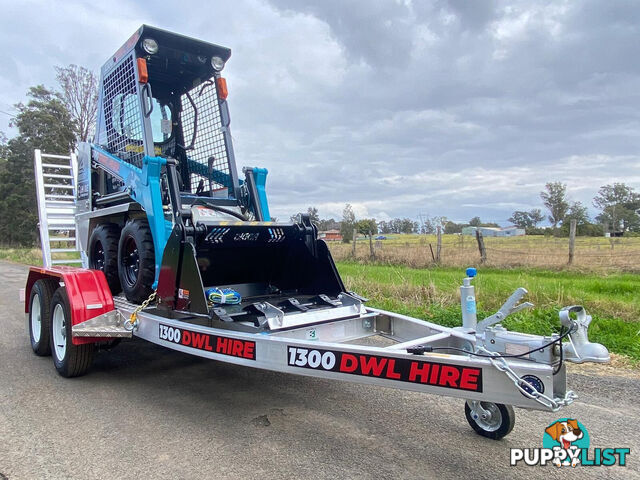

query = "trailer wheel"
[[118, 219, 155, 304], [50, 287, 95, 377], [465, 400, 515, 440], [28, 279, 57, 356], [89, 223, 121, 295]]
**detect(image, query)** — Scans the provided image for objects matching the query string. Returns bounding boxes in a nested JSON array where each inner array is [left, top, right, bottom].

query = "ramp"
[[34, 149, 85, 268]]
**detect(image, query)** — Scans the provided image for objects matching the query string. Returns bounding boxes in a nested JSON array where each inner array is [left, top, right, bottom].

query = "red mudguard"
[[25, 266, 115, 345]]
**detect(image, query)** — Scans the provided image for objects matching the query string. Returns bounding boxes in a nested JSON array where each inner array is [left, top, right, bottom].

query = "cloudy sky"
[[1, 0, 639, 224]]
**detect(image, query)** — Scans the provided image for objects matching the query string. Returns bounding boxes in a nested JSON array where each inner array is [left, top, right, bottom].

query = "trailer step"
[[51, 248, 78, 253], [50, 237, 76, 242], [72, 310, 132, 338]]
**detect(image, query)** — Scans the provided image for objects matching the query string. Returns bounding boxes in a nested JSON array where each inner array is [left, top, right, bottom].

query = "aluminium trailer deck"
[[74, 293, 572, 412]]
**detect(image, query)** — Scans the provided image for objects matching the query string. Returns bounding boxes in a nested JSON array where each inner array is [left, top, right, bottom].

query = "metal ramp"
[[34, 149, 85, 268]]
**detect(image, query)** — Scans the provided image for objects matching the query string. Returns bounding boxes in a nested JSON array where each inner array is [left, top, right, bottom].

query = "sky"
[[1, 0, 639, 224]]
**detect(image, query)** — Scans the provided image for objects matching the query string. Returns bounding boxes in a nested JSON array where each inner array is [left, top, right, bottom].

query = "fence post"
[[368, 233, 375, 259], [436, 226, 442, 263], [475, 229, 487, 263], [352, 228, 357, 257], [568, 219, 577, 265]]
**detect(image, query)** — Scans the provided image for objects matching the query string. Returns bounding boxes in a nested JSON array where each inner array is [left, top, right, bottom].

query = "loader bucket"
[[156, 220, 346, 316]]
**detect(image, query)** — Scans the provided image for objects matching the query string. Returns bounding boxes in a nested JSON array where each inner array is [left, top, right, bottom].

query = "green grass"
[[337, 262, 640, 362], [0, 248, 44, 265]]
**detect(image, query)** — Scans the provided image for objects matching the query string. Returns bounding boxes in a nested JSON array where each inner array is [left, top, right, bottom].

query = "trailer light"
[[142, 38, 159, 55], [216, 77, 228, 100], [211, 56, 225, 71]]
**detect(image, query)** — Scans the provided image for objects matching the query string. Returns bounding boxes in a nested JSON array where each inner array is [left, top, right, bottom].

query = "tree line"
[[293, 180, 639, 243], [509, 181, 640, 236], [0, 66, 98, 245], [294, 204, 503, 243]]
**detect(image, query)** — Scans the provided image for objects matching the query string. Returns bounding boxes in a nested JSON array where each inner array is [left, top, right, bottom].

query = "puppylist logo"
[[511, 418, 630, 467]]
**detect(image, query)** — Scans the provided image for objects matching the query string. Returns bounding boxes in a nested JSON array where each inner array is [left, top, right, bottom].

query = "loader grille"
[[180, 80, 233, 193], [99, 55, 145, 169]]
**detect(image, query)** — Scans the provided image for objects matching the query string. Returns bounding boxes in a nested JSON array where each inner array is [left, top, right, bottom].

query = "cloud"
[[1, 0, 639, 225]]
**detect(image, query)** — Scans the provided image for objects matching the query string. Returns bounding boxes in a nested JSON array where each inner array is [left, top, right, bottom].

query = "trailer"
[[24, 25, 610, 440]]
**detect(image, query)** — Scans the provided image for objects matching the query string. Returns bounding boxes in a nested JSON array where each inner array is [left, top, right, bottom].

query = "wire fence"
[[329, 235, 640, 271]]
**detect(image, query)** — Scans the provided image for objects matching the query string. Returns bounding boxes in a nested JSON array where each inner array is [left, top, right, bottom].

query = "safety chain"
[[124, 290, 157, 331], [477, 346, 577, 411]]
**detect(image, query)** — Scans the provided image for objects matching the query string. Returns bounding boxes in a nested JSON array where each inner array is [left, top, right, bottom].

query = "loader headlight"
[[211, 56, 225, 71], [142, 38, 159, 55]]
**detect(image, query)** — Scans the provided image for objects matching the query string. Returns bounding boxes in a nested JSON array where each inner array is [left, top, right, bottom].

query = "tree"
[[306, 206, 320, 223], [340, 203, 356, 242], [469, 216, 482, 227], [529, 208, 544, 226], [509, 211, 533, 228], [509, 209, 545, 228], [540, 182, 569, 228], [564, 201, 590, 226], [289, 207, 319, 224], [378, 220, 392, 234], [357, 218, 378, 259], [0, 86, 75, 245], [55, 65, 99, 142], [0, 132, 7, 171], [356, 219, 377, 236], [444, 221, 462, 234], [419, 217, 434, 234], [593, 183, 640, 233], [317, 217, 339, 231]]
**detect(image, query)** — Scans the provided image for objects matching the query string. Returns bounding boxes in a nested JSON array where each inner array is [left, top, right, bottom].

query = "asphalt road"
[[0, 261, 637, 479]]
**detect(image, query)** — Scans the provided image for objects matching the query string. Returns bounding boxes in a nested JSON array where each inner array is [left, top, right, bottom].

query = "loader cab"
[[94, 25, 239, 205]]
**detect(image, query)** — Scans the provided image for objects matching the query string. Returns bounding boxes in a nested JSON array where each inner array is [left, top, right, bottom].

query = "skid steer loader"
[[75, 25, 344, 320]]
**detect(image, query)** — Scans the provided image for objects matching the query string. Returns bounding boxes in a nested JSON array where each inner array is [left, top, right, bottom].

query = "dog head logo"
[[543, 418, 590, 467], [545, 419, 583, 449]]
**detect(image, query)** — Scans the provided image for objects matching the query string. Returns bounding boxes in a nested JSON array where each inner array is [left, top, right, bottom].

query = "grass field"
[[2, 246, 638, 363], [337, 261, 640, 362], [330, 234, 640, 272]]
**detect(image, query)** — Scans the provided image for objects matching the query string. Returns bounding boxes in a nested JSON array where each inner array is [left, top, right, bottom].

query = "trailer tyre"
[[118, 219, 155, 304], [28, 279, 57, 356], [50, 287, 95, 377], [89, 223, 121, 295], [465, 400, 515, 440]]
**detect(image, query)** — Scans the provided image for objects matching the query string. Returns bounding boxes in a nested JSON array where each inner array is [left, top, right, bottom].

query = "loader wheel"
[[118, 219, 155, 304], [50, 287, 95, 377], [89, 223, 121, 295], [28, 279, 57, 356], [465, 400, 515, 440]]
